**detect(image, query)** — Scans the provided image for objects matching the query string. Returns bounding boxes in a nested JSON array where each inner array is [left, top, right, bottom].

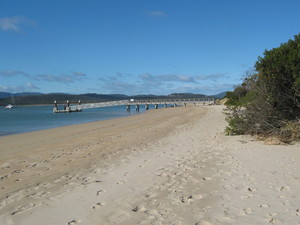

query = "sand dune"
[[0, 105, 299, 225]]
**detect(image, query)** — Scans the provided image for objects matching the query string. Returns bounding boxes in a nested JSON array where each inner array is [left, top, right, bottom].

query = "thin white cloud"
[[0, 70, 29, 77], [25, 82, 40, 90], [159, 74, 196, 83], [100, 80, 144, 95], [139, 73, 196, 83], [0, 16, 34, 32], [173, 83, 234, 95], [35, 74, 83, 83], [0, 82, 40, 92], [71, 71, 87, 77], [195, 73, 227, 81], [146, 10, 167, 17], [138, 73, 156, 83], [0, 70, 88, 83], [99, 72, 233, 95]]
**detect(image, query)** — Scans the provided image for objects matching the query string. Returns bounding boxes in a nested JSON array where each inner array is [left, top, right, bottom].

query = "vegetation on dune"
[[225, 34, 300, 143]]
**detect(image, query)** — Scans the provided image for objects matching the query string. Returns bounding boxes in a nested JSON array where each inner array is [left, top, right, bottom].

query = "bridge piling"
[[66, 100, 70, 112], [53, 101, 58, 113]]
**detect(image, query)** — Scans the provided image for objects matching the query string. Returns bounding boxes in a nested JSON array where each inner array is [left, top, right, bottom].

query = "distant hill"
[[210, 91, 228, 99], [0, 92, 225, 106], [0, 92, 44, 99], [0, 92, 11, 99], [168, 93, 207, 98], [0, 93, 128, 106]]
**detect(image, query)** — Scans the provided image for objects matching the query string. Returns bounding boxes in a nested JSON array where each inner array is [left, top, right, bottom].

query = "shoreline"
[[0, 104, 146, 137], [1, 105, 300, 225]]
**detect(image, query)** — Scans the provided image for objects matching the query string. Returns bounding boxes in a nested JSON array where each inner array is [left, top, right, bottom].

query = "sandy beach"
[[0, 105, 300, 225]]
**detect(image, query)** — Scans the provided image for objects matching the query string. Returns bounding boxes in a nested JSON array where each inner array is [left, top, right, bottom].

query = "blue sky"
[[1, 0, 300, 95]]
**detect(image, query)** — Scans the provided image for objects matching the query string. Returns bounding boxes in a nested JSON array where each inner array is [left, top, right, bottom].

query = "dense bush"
[[225, 34, 300, 143]]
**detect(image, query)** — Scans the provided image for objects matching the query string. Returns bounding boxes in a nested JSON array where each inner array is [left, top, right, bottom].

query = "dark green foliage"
[[226, 34, 300, 142], [255, 34, 300, 120], [224, 85, 248, 106], [225, 113, 248, 135]]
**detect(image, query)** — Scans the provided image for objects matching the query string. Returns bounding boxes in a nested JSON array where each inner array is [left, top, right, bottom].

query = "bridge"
[[53, 98, 215, 113]]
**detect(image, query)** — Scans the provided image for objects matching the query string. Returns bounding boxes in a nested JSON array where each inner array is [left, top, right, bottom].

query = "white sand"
[[0, 105, 299, 225]]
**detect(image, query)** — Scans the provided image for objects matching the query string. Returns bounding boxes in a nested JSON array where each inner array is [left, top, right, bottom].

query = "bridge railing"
[[69, 100, 129, 111], [131, 98, 215, 104], [55, 98, 215, 113]]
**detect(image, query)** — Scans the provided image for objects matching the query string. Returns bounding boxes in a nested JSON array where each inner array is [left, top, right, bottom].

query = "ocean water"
[[0, 104, 149, 136]]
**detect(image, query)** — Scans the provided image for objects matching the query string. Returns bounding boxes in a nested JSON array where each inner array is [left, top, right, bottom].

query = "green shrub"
[[225, 34, 300, 143]]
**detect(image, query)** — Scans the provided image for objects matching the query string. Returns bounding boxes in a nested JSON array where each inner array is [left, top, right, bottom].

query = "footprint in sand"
[[92, 202, 105, 209], [81, 177, 102, 185], [117, 180, 127, 184], [96, 189, 106, 195], [132, 205, 146, 212], [67, 219, 81, 224], [241, 194, 254, 200], [202, 206, 212, 213], [243, 208, 253, 215], [11, 169, 24, 174], [194, 194, 206, 200], [260, 203, 270, 208], [11, 203, 36, 215], [202, 177, 212, 181], [269, 217, 280, 224], [195, 222, 211, 225], [279, 186, 290, 191], [180, 195, 193, 204], [0, 174, 9, 180], [26, 163, 38, 168], [247, 187, 257, 192]]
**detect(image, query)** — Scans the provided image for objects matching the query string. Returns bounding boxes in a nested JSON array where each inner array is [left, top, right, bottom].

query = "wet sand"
[[0, 105, 299, 225]]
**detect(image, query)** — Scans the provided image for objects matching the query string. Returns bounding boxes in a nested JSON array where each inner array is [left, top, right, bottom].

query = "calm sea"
[[0, 104, 149, 136]]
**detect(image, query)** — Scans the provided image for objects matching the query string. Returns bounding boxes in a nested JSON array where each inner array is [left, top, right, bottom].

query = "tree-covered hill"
[[0, 92, 222, 106]]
